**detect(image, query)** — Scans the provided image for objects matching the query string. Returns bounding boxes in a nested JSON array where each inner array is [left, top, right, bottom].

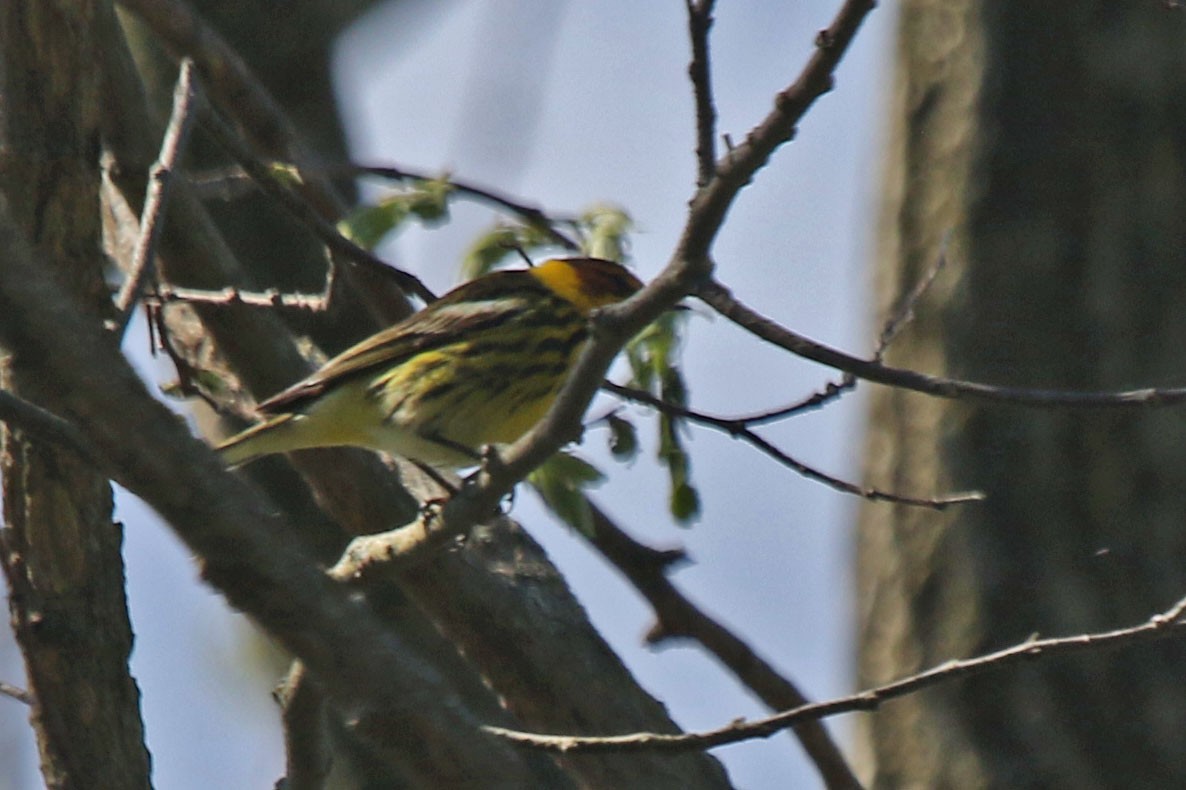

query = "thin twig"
[[874, 232, 951, 362], [729, 381, 858, 426], [195, 97, 437, 304], [147, 303, 226, 416], [741, 427, 979, 507], [486, 591, 1186, 753], [343, 163, 579, 251], [116, 0, 422, 327], [112, 58, 199, 336], [699, 278, 1186, 408], [115, 0, 346, 215], [748, 232, 947, 420], [119, 0, 436, 302], [190, 162, 582, 250], [0, 681, 33, 706], [685, 0, 719, 186], [671, 0, 877, 273], [604, 381, 980, 509], [575, 499, 861, 789], [0, 391, 101, 465], [677, 240, 953, 428], [152, 283, 330, 311]]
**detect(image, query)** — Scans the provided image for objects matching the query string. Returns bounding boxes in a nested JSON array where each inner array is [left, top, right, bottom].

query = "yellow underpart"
[[370, 340, 566, 448]]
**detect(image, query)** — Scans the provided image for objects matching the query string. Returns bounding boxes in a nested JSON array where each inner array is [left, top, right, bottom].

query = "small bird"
[[216, 257, 643, 468]]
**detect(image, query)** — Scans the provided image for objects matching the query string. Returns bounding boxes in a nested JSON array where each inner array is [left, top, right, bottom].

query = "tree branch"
[[342, 163, 580, 251], [275, 664, 334, 790], [672, 0, 877, 273], [487, 591, 1186, 753], [605, 381, 982, 509], [685, 0, 718, 186], [0, 682, 32, 706], [115, 0, 343, 213], [578, 500, 862, 790], [115, 0, 417, 327], [195, 92, 437, 303], [699, 278, 1186, 408], [112, 58, 199, 335], [151, 282, 332, 311]]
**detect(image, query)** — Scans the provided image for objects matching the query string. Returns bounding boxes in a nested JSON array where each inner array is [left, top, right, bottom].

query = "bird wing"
[[256, 273, 543, 414]]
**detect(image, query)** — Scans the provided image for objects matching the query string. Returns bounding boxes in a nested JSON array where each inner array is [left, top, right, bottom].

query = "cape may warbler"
[[217, 257, 643, 468]]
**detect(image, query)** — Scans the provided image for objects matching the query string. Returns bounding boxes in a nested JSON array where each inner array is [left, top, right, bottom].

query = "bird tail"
[[216, 414, 300, 467]]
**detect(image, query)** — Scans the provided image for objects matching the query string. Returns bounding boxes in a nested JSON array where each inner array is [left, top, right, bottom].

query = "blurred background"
[[1, 2, 892, 787]]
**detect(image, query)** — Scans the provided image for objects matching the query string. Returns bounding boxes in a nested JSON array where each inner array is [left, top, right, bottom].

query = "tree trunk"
[[857, 2, 1186, 787], [0, 3, 152, 788]]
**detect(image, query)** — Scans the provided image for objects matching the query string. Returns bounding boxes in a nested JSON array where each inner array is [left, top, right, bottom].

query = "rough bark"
[[0, 2, 152, 788], [857, 2, 1186, 787]]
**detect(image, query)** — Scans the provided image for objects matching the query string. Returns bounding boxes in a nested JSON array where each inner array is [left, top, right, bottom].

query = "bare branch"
[[577, 500, 862, 790], [115, 0, 343, 214], [706, 240, 949, 426], [114, 0, 419, 328], [672, 0, 877, 272], [343, 163, 580, 251], [704, 244, 931, 425], [604, 382, 981, 509], [112, 59, 199, 335], [731, 380, 858, 426], [194, 94, 437, 304], [328, 503, 461, 579], [0, 681, 33, 706], [487, 591, 1186, 753], [874, 232, 950, 362], [152, 282, 330, 312], [685, 0, 719, 186], [699, 277, 1186, 408]]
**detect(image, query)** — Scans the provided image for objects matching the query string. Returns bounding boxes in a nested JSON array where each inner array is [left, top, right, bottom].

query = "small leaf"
[[654, 367, 699, 524], [528, 452, 606, 536], [580, 204, 633, 261], [660, 429, 701, 525], [338, 183, 454, 250], [337, 198, 409, 250], [619, 308, 701, 523], [408, 178, 453, 223], [462, 223, 556, 279], [625, 311, 684, 393], [660, 363, 688, 408], [267, 162, 304, 187], [606, 413, 639, 461], [670, 481, 701, 523]]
